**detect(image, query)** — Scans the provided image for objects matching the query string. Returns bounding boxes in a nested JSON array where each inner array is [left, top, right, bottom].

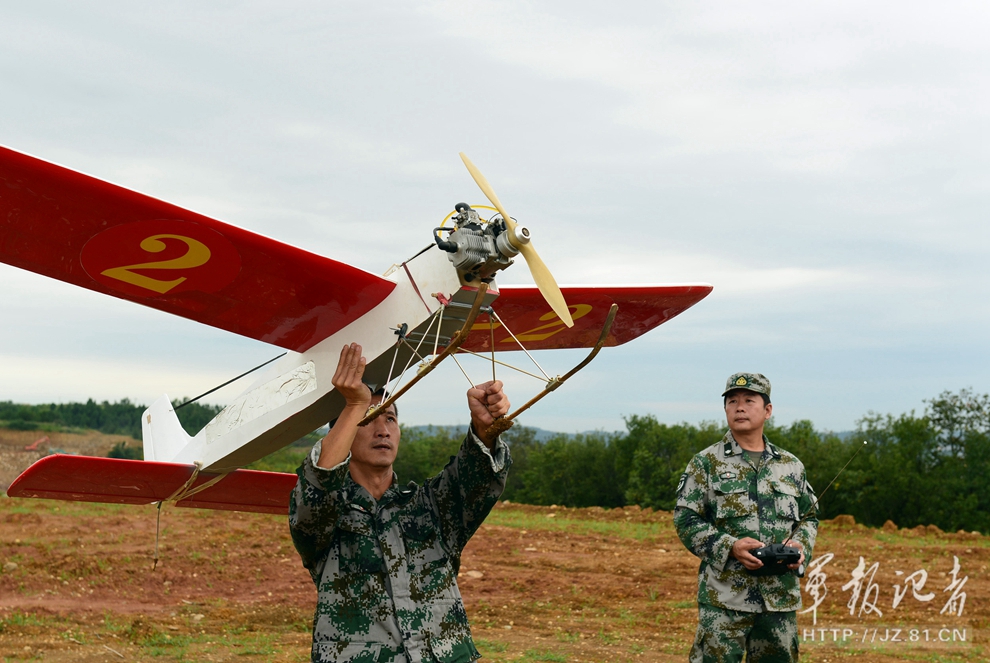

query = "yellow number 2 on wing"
[[509, 304, 593, 343], [101, 234, 211, 294]]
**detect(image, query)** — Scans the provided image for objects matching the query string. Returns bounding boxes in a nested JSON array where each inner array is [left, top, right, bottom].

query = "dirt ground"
[[0, 496, 986, 663], [0, 429, 137, 494], [0, 433, 986, 662]]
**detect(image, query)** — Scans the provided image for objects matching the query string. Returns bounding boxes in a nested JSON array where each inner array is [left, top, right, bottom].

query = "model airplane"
[[0, 145, 711, 514]]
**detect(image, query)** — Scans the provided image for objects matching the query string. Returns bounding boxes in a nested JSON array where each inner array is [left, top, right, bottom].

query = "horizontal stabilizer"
[[6, 455, 296, 515], [462, 283, 712, 352]]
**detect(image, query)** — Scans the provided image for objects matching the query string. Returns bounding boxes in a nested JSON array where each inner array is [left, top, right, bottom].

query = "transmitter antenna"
[[787, 440, 868, 541]]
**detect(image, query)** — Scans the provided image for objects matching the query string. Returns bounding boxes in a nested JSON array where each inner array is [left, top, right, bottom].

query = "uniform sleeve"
[[426, 427, 512, 555], [673, 454, 737, 572], [288, 439, 351, 572], [790, 473, 818, 561]]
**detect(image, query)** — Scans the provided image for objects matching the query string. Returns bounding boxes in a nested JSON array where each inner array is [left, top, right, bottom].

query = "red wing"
[[461, 284, 713, 352], [6, 455, 295, 515], [0, 145, 394, 352]]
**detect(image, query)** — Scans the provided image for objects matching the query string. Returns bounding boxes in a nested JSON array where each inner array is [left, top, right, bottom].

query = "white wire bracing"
[[382, 301, 560, 401], [454, 348, 548, 382], [382, 307, 444, 401], [450, 353, 477, 388], [433, 305, 444, 357], [490, 309, 552, 381]]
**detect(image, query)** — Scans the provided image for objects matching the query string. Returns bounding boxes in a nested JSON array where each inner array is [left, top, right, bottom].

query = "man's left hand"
[[468, 380, 509, 447], [784, 539, 805, 570]]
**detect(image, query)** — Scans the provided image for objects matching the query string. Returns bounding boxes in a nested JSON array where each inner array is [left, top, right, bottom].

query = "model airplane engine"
[[434, 203, 530, 283]]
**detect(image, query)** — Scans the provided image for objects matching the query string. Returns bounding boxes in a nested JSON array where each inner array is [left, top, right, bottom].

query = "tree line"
[[395, 389, 990, 535], [0, 398, 222, 439], [3, 390, 989, 534]]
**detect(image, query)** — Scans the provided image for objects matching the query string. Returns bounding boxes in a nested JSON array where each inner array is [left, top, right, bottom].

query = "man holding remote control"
[[674, 373, 818, 663]]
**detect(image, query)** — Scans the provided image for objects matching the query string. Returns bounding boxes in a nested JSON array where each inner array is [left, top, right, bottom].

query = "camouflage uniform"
[[674, 431, 818, 662], [290, 430, 510, 663]]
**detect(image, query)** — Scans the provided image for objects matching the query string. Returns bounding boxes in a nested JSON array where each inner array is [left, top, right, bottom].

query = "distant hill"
[[404, 424, 617, 442]]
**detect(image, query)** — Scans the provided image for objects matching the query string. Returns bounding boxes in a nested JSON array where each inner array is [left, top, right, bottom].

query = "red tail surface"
[[6, 455, 296, 515]]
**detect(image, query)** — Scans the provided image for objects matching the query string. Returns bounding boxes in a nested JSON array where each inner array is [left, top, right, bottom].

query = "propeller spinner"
[[458, 153, 574, 328]]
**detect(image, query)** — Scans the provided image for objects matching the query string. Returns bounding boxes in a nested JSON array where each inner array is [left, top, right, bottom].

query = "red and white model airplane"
[[1, 146, 711, 515]]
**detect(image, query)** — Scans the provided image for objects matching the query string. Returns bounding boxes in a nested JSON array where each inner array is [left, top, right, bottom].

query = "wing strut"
[[359, 284, 489, 426], [484, 304, 618, 439]]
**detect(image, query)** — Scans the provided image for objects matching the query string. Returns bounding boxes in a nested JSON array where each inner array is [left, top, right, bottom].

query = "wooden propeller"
[[459, 152, 573, 328]]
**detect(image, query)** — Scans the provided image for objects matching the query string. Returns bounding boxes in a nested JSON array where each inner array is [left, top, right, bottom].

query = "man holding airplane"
[[289, 342, 511, 663]]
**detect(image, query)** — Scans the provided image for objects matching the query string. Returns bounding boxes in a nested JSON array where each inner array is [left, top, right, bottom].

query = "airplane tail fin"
[[142, 395, 192, 463]]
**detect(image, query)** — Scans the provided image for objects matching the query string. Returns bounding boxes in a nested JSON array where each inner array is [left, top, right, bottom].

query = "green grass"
[[0, 421, 89, 434], [231, 633, 277, 656], [476, 638, 509, 653], [0, 610, 51, 632], [483, 509, 672, 540], [520, 649, 567, 662], [0, 494, 137, 518], [138, 631, 193, 658], [246, 445, 308, 473], [869, 529, 990, 549]]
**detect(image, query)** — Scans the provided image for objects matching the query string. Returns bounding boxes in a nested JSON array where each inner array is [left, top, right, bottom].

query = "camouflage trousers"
[[689, 604, 798, 663]]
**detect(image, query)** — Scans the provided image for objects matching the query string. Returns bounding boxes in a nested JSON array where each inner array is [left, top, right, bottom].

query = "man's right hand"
[[317, 343, 371, 469], [332, 343, 372, 409], [730, 537, 765, 570]]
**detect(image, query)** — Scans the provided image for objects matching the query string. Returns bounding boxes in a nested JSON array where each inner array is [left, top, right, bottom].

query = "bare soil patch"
[[0, 428, 138, 493]]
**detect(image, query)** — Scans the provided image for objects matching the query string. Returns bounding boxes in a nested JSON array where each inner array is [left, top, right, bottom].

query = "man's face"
[[349, 396, 401, 470], [724, 389, 772, 435]]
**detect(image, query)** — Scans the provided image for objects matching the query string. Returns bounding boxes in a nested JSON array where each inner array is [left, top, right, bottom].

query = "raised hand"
[[332, 343, 372, 409], [317, 343, 372, 469], [467, 380, 509, 447]]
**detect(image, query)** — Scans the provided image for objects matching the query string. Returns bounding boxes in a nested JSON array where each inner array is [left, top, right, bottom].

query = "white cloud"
[[422, 1, 989, 172], [0, 354, 240, 407]]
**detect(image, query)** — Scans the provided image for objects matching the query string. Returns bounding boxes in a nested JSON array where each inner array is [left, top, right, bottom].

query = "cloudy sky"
[[1, 1, 987, 434]]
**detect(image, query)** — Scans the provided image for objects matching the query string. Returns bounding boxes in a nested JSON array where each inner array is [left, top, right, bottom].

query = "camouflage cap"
[[722, 372, 771, 398]]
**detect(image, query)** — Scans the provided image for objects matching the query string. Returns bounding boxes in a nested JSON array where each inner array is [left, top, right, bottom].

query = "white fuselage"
[[142, 245, 477, 473]]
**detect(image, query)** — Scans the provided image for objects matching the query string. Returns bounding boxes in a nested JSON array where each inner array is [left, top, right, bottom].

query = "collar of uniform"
[[721, 432, 777, 458], [342, 472, 401, 512], [342, 478, 376, 513], [378, 477, 417, 508]]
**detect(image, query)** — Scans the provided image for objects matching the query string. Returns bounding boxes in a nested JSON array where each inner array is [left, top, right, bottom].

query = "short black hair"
[[723, 389, 771, 407], [370, 387, 397, 419]]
